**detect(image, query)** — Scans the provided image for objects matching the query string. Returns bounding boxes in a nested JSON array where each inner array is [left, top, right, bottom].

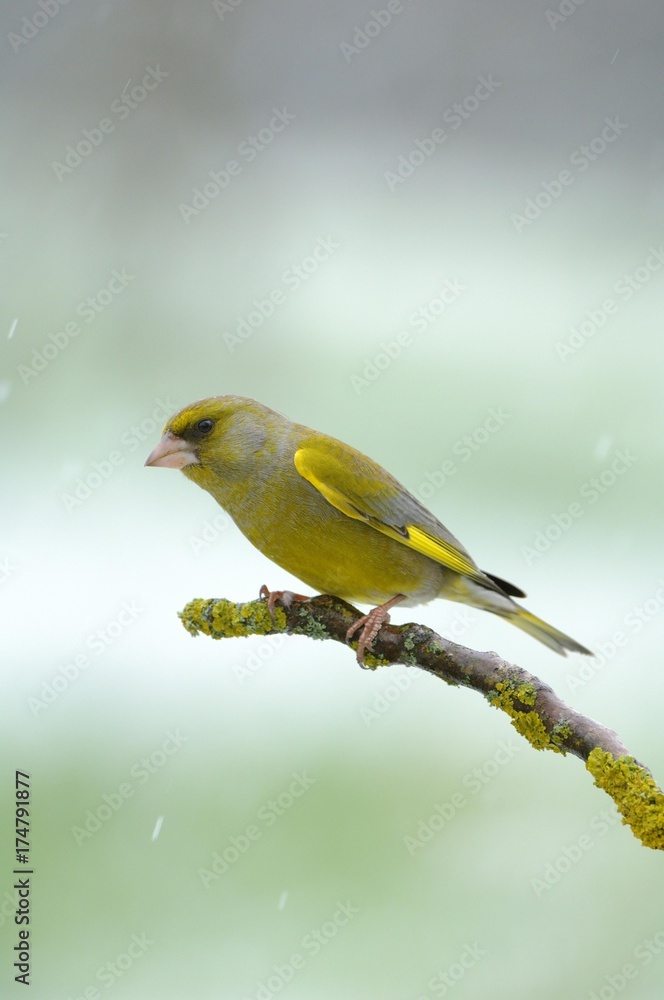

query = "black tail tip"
[[484, 571, 527, 599]]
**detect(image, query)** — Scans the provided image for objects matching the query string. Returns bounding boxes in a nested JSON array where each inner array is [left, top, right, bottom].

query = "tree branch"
[[179, 594, 664, 852]]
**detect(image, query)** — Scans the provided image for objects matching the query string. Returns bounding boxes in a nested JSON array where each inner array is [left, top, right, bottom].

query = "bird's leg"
[[259, 584, 310, 620], [346, 594, 407, 667]]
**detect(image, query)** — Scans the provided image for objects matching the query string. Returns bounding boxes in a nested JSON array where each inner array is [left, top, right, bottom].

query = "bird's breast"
[[215, 468, 443, 606]]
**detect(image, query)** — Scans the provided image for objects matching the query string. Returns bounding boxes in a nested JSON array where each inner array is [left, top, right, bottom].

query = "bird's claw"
[[346, 594, 407, 667], [259, 585, 309, 621], [346, 610, 390, 668]]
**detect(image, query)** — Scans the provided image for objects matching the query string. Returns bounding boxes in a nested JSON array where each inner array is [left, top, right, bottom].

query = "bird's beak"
[[145, 432, 200, 470]]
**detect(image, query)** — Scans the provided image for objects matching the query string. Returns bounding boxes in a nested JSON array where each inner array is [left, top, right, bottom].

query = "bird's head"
[[145, 395, 277, 485]]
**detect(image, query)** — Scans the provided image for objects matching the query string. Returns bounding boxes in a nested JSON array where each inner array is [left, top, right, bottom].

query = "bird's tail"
[[496, 605, 592, 657], [449, 576, 592, 656]]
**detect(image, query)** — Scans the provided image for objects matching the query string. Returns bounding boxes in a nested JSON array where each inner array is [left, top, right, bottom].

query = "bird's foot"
[[259, 584, 310, 621], [346, 594, 406, 667]]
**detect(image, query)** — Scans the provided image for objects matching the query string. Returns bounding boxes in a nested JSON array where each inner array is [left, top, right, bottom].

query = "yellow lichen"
[[178, 598, 208, 636], [550, 719, 573, 751], [586, 749, 664, 851], [356, 648, 391, 669], [487, 679, 563, 752], [179, 598, 285, 639]]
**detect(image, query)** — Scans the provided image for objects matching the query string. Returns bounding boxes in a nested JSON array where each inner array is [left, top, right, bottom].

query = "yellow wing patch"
[[293, 449, 362, 520], [404, 525, 483, 579], [294, 446, 486, 584]]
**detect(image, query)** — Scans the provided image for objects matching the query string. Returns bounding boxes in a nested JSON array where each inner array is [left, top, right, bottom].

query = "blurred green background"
[[2, 2, 664, 997]]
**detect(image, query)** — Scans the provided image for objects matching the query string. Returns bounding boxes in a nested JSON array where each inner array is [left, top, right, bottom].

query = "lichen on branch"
[[179, 593, 664, 852]]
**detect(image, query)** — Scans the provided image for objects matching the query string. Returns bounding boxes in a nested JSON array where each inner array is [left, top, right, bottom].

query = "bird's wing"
[[294, 435, 492, 587]]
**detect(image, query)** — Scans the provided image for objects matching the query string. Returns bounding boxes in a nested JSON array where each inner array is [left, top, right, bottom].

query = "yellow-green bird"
[[145, 395, 591, 662]]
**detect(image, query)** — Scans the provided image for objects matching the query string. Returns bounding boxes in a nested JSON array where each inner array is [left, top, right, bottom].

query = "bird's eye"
[[196, 419, 215, 435]]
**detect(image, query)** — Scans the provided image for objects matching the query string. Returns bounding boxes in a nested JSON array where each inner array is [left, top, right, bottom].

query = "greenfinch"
[[145, 395, 591, 662]]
